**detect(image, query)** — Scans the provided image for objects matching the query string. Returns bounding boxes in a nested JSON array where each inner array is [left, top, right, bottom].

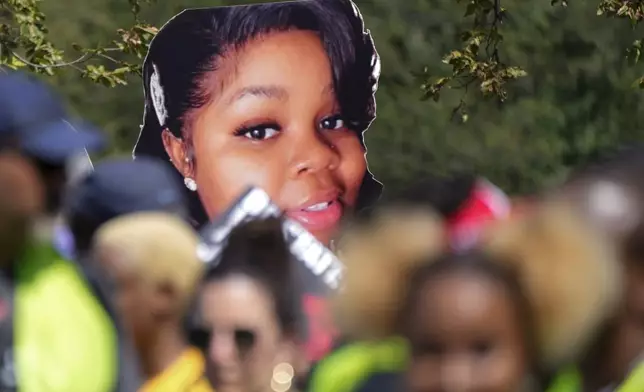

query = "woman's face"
[[199, 275, 294, 392], [406, 272, 528, 392], [165, 30, 367, 245]]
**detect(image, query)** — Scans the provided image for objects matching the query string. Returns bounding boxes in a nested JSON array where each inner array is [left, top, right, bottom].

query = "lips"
[[286, 191, 344, 234]]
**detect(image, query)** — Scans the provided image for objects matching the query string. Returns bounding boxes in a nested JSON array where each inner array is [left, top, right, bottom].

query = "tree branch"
[[9, 51, 92, 69]]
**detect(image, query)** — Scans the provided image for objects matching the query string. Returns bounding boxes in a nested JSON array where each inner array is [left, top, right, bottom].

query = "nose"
[[208, 332, 237, 366], [289, 130, 340, 178], [441, 356, 475, 392]]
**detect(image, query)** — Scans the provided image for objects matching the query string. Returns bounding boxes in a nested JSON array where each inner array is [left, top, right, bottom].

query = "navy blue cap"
[[65, 157, 187, 227], [0, 71, 105, 162]]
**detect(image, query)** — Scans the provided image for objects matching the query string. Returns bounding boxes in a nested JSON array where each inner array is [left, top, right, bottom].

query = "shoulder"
[[306, 338, 407, 392]]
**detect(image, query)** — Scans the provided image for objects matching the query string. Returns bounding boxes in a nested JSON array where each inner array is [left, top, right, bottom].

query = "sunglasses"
[[190, 326, 258, 358]]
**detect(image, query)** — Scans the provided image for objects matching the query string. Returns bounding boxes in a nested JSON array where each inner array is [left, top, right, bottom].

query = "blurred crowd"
[[2, 70, 644, 392]]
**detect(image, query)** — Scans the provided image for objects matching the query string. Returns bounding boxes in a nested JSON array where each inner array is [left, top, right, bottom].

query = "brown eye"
[[234, 123, 281, 140], [319, 115, 344, 131]]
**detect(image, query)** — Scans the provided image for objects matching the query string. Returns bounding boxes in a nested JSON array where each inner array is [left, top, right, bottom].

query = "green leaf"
[[480, 78, 496, 93]]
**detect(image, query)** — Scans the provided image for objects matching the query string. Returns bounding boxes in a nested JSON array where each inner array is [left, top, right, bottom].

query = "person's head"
[[0, 71, 105, 216], [64, 157, 187, 257], [401, 252, 535, 392], [92, 212, 203, 354], [194, 217, 301, 392], [133, 0, 382, 245], [337, 202, 621, 390], [554, 145, 644, 381], [336, 206, 533, 391]]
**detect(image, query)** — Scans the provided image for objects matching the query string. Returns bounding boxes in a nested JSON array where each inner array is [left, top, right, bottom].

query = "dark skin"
[[405, 271, 529, 392], [0, 151, 44, 267]]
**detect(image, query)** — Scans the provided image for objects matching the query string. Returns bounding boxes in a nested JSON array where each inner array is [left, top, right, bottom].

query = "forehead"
[[216, 30, 333, 99], [412, 272, 519, 334], [200, 276, 278, 327], [94, 243, 137, 277]]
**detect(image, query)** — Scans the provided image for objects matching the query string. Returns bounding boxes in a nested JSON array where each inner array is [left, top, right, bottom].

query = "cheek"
[[0, 155, 44, 217], [118, 286, 149, 327], [250, 336, 281, 374], [333, 135, 367, 204], [479, 337, 528, 391], [192, 140, 288, 218], [407, 356, 442, 392]]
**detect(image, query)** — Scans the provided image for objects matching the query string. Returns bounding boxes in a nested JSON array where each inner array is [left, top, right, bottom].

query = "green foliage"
[[0, 0, 156, 86], [420, 0, 527, 122], [1, 0, 644, 196], [420, 0, 644, 124]]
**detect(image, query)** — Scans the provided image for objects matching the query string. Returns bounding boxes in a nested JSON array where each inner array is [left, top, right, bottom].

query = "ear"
[[161, 129, 194, 178]]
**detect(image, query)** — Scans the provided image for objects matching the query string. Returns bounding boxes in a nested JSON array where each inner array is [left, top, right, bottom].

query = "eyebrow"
[[227, 85, 288, 105], [226, 83, 335, 106]]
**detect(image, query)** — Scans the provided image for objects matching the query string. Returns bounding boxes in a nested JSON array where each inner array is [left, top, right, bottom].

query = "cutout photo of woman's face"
[[163, 30, 367, 246]]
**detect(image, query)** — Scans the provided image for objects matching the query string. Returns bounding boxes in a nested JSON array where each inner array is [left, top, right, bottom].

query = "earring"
[[184, 177, 197, 191], [270, 362, 294, 392], [182, 155, 197, 191]]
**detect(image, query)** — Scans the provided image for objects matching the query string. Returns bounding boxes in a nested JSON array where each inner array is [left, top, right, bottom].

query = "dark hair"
[[401, 251, 539, 371], [133, 0, 382, 226], [201, 217, 302, 337], [350, 174, 476, 226], [383, 174, 477, 218]]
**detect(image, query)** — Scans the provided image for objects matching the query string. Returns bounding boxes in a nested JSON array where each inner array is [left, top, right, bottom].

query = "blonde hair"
[[336, 201, 622, 372], [483, 201, 623, 369], [93, 212, 203, 305], [334, 206, 445, 340]]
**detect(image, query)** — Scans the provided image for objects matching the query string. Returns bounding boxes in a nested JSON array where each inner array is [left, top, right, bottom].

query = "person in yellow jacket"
[[93, 212, 212, 392], [0, 71, 142, 392]]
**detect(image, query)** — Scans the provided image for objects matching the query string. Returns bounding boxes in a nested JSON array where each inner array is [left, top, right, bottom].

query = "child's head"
[[402, 252, 534, 392], [337, 202, 622, 390]]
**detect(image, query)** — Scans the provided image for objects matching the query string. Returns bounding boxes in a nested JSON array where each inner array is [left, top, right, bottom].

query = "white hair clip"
[[149, 63, 168, 127], [371, 52, 381, 91]]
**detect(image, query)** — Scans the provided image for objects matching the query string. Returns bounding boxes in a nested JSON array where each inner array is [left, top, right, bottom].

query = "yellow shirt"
[[15, 241, 117, 392], [140, 347, 213, 392]]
